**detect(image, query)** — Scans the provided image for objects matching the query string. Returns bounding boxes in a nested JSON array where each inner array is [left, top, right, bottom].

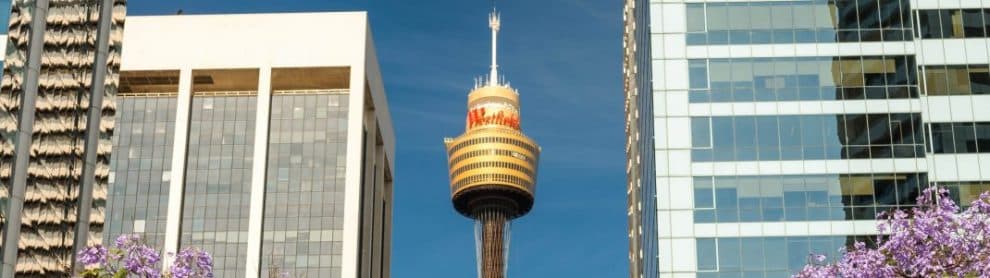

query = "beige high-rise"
[[0, 0, 127, 276]]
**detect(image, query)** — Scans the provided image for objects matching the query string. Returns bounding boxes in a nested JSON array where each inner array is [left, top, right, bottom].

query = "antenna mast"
[[488, 5, 500, 86]]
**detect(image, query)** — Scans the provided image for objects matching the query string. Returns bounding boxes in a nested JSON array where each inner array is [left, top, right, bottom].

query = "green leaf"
[[113, 269, 128, 278], [78, 268, 103, 278]]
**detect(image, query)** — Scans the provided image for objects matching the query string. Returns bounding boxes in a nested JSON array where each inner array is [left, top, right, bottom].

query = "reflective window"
[[697, 238, 717, 271], [692, 114, 925, 161], [106, 96, 177, 250], [689, 56, 918, 103], [923, 65, 990, 95], [928, 122, 990, 153], [261, 93, 348, 277], [686, 0, 912, 45], [694, 173, 927, 223], [180, 95, 257, 277], [696, 236, 880, 278], [940, 181, 990, 208], [918, 9, 990, 39]]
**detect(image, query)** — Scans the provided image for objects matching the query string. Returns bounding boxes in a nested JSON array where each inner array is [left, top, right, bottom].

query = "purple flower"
[[793, 187, 990, 277], [169, 247, 214, 278], [113, 234, 162, 278], [114, 233, 142, 250], [76, 245, 108, 267]]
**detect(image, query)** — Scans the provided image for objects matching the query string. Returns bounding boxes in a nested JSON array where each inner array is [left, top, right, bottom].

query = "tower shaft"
[[477, 208, 508, 278]]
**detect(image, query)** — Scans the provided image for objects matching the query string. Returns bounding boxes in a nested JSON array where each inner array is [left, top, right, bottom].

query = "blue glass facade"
[[635, 0, 990, 277]]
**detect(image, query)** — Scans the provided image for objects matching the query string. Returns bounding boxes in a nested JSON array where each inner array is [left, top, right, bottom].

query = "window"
[[697, 238, 718, 271], [924, 65, 990, 95], [105, 96, 177, 250], [918, 9, 990, 38], [181, 95, 257, 276], [689, 56, 917, 103], [928, 122, 990, 153], [689, 60, 709, 89], [693, 173, 925, 223], [692, 118, 712, 148], [686, 0, 912, 45], [940, 181, 990, 208], [697, 236, 881, 275], [692, 113, 923, 162]]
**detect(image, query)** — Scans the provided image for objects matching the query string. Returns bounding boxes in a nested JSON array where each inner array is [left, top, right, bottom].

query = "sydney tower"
[[444, 6, 541, 278]]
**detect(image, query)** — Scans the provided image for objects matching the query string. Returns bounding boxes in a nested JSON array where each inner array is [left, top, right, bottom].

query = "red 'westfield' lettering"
[[466, 107, 520, 129]]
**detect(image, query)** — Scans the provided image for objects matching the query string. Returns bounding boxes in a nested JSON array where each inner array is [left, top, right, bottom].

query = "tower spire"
[[488, 7, 500, 86]]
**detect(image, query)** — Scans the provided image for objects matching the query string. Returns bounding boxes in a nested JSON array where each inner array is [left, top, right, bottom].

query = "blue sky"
[[130, 1, 626, 277]]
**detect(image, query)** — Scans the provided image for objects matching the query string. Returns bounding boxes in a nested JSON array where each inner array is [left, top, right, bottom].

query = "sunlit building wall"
[[0, 0, 126, 276], [106, 12, 394, 278], [625, 0, 990, 277]]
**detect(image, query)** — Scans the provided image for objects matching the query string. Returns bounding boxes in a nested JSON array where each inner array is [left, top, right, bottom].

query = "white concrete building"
[[625, 0, 990, 277], [106, 12, 394, 278]]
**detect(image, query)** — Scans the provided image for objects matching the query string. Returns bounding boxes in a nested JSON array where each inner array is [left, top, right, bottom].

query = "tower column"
[[161, 68, 193, 271], [0, 1, 50, 275], [476, 208, 508, 278], [245, 66, 272, 277]]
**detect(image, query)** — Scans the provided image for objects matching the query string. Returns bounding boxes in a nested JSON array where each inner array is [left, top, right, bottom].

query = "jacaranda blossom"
[[794, 187, 990, 277], [76, 245, 108, 267], [169, 247, 214, 278], [75, 233, 213, 278]]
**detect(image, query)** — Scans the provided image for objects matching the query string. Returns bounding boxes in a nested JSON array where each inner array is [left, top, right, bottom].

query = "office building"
[[0, 0, 126, 276], [444, 8, 541, 278], [625, 0, 990, 277], [106, 12, 394, 278]]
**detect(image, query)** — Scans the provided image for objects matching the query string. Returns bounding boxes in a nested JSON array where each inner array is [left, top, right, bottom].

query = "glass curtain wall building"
[[106, 12, 395, 278], [625, 0, 990, 277]]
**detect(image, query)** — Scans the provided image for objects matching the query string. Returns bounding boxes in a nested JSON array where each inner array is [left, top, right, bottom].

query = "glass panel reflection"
[[928, 122, 990, 153], [686, 0, 912, 45], [693, 173, 926, 223], [692, 113, 924, 162], [180, 95, 257, 277], [918, 9, 990, 39], [261, 93, 348, 277], [924, 65, 990, 95], [940, 181, 990, 208], [688, 56, 918, 103], [106, 97, 177, 250], [697, 235, 881, 277]]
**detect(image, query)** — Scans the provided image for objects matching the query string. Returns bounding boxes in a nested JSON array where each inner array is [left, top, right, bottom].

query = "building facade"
[[0, 0, 126, 276], [626, 0, 990, 277], [106, 12, 394, 278]]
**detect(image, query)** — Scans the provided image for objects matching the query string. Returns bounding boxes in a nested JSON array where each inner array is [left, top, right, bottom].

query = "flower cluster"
[[795, 187, 990, 277], [169, 247, 214, 278], [114, 234, 162, 277], [76, 234, 213, 278]]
